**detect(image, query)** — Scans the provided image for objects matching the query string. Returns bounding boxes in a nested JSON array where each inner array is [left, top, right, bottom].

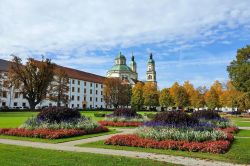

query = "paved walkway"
[[239, 127, 250, 130], [0, 128, 246, 166]]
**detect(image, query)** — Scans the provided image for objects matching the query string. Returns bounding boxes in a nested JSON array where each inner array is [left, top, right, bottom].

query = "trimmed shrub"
[[192, 110, 220, 120], [144, 113, 156, 119], [94, 113, 106, 117], [37, 107, 81, 123], [112, 108, 141, 118], [152, 111, 199, 126], [99, 121, 143, 127]]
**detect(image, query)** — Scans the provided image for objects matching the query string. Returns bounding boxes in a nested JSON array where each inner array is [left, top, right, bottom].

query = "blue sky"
[[0, 0, 250, 89]]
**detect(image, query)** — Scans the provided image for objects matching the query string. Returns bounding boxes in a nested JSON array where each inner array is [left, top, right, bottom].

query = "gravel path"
[[0, 128, 246, 166]]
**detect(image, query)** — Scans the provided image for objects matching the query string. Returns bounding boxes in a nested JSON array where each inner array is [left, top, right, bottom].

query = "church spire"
[[146, 53, 157, 84]]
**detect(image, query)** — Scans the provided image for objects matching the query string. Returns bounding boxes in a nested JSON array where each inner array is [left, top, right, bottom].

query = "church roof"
[[109, 64, 132, 72], [115, 52, 126, 60]]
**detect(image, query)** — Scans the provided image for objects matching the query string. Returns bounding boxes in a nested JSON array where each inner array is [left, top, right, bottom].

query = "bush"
[[99, 121, 143, 127], [37, 107, 81, 123], [192, 110, 220, 120], [94, 112, 106, 117], [111, 108, 141, 117], [152, 111, 199, 127], [144, 113, 156, 119]]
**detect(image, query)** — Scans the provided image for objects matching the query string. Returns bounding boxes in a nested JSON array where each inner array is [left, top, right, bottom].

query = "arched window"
[[148, 75, 152, 80]]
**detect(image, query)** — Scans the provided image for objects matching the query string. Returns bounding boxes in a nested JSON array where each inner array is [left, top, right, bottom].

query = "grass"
[[0, 144, 178, 166], [0, 129, 119, 143], [78, 138, 250, 164], [236, 129, 250, 137]]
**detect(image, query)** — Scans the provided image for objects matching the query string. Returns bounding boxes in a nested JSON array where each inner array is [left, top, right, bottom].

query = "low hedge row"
[[105, 134, 231, 153], [99, 121, 143, 127]]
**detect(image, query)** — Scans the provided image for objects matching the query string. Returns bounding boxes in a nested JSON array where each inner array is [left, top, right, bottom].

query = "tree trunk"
[[28, 99, 36, 110]]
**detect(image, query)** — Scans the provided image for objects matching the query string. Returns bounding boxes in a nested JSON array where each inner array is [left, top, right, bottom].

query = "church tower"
[[130, 53, 138, 79], [146, 53, 157, 84]]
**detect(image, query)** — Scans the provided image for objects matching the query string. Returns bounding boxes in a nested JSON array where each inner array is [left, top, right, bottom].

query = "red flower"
[[105, 134, 231, 154]]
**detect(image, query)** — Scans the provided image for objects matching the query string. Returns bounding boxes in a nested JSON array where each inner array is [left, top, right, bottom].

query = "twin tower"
[[106, 52, 157, 85]]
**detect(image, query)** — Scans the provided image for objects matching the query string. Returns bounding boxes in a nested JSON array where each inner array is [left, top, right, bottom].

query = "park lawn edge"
[[77, 138, 250, 164], [0, 143, 179, 166]]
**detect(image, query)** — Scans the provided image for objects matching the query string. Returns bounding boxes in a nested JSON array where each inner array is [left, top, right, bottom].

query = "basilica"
[[106, 52, 157, 85]]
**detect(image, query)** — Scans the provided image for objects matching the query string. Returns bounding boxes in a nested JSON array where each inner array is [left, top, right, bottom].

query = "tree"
[[183, 81, 196, 108], [159, 88, 173, 109], [131, 82, 144, 111], [0, 72, 3, 103], [143, 82, 159, 109], [8, 56, 55, 110], [227, 45, 250, 95], [205, 88, 220, 110], [173, 86, 189, 109], [119, 84, 132, 107], [48, 68, 69, 106], [237, 93, 250, 111]]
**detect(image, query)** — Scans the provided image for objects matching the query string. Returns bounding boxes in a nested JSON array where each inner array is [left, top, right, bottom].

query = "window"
[[101, 98, 103, 102], [90, 83, 93, 87], [84, 96, 86, 101], [72, 87, 75, 92], [101, 91, 103, 95], [72, 80, 75, 84], [77, 88, 80, 93], [14, 92, 18, 98], [71, 95, 74, 100], [90, 97, 92, 101], [78, 80, 80, 85], [66, 95, 69, 100], [22, 103, 26, 107], [66, 104, 68, 108], [84, 82, 86, 86], [71, 104, 74, 108], [2, 91, 7, 98], [96, 97, 98, 102], [77, 96, 80, 101], [14, 102, 17, 106], [148, 75, 152, 80], [95, 105, 97, 108], [96, 90, 98, 95], [77, 104, 79, 107], [90, 105, 92, 108], [101, 85, 103, 88], [84, 88, 86, 93], [96, 84, 98, 88], [90, 89, 92, 94], [2, 102, 6, 106]]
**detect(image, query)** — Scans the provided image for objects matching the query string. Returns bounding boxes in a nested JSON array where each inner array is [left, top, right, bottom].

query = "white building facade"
[[0, 59, 106, 109]]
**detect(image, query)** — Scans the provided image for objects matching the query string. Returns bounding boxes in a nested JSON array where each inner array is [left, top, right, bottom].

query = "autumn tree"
[[143, 82, 159, 109], [131, 82, 144, 111], [159, 88, 173, 109], [8, 56, 55, 110], [227, 45, 250, 95], [183, 81, 196, 108], [205, 88, 220, 110], [48, 68, 69, 106]]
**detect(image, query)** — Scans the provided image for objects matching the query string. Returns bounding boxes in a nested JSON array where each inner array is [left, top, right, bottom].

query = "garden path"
[[0, 128, 245, 166], [239, 127, 250, 130]]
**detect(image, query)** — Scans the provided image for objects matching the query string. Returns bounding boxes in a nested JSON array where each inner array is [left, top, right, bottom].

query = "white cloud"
[[0, 0, 250, 59]]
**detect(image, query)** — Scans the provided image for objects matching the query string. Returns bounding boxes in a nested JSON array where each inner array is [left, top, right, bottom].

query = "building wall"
[[0, 71, 105, 109]]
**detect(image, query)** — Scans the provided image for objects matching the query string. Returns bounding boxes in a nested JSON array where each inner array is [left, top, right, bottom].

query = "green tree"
[[205, 88, 220, 110], [48, 68, 69, 106], [227, 45, 250, 95], [8, 56, 55, 110], [173, 86, 189, 109], [159, 88, 173, 109], [143, 82, 159, 109], [131, 82, 144, 111]]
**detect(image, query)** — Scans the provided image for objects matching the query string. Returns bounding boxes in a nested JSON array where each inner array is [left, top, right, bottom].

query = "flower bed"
[[105, 134, 231, 153], [0, 126, 108, 139], [99, 121, 143, 127]]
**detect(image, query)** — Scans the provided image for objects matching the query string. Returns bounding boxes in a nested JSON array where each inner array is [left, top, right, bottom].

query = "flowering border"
[[0, 126, 108, 139], [98, 121, 143, 127], [105, 134, 231, 153]]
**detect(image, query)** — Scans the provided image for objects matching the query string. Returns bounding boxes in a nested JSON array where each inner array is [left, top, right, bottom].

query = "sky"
[[0, 0, 250, 89]]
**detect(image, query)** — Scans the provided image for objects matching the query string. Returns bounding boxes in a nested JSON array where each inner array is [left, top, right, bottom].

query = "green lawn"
[[236, 129, 250, 137], [78, 138, 250, 164], [0, 144, 177, 166]]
